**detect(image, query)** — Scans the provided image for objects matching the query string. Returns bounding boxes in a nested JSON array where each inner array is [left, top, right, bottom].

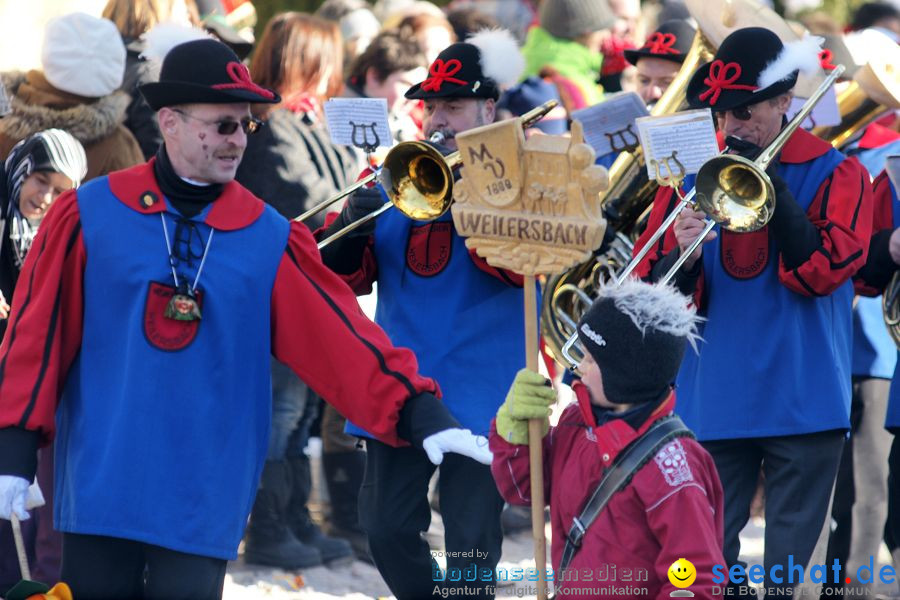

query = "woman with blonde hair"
[[235, 11, 361, 570]]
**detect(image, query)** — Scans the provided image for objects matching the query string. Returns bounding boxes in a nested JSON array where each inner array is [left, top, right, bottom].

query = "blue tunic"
[[54, 176, 288, 559], [882, 179, 900, 429], [347, 207, 529, 438], [675, 149, 853, 440]]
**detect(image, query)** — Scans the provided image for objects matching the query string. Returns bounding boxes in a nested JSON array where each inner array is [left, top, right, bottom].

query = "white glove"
[[423, 428, 493, 466], [0, 476, 31, 521]]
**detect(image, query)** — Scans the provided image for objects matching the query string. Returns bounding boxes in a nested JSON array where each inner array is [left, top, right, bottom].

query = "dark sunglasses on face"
[[172, 109, 263, 135], [714, 105, 754, 122]]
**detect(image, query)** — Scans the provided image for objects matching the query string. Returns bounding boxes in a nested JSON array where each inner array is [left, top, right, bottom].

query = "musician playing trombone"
[[853, 166, 900, 579], [317, 30, 528, 600], [632, 27, 873, 599]]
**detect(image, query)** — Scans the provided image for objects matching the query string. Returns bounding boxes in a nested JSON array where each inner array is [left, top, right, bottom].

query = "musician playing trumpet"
[[317, 30, 531, 600], [633, 27, 873, 599]]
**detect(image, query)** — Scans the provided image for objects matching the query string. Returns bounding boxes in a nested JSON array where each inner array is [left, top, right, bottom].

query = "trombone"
[[301, 101, 559, 249], [559, 64, 846, 368]]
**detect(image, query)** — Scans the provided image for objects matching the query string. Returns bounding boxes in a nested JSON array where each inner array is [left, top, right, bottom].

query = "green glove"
[[495, 369, 557, 445]]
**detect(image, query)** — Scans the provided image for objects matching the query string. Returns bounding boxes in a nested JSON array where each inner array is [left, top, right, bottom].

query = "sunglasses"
[[172, 109, 263, 135], [714, 105, 754, 122]]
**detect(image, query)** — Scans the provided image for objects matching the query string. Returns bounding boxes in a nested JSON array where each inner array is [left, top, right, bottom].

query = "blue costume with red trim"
[[340, 195, 530, 438], [0, 161, 440, 559], [849, 125, 900, 381], [633, 128, 873, 440]]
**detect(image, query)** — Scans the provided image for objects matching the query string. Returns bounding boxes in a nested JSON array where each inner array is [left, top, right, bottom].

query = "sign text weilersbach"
[[455, 209, 592, 249]]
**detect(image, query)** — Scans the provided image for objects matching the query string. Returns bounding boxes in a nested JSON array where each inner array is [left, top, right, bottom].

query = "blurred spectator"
[[656, 0, 691, 25], [397, 12, 457, 62], [235, 12, 363, 568], [521, 0, 615, 113], [0, 13, 143, 180], [446, 6, 499, 41], [623, 19, 695, 107], [797, 10, 843, 35], [599, 0, 640, 92], [447, 0, 538, 43], [345, 29, 428, 143], [0, 129, 86, 597], [202, 14, 255, 60], [849, 1, 900, 41], [497, 77, 567, 134], [315, 0, 382, 65], [103, 0, 202, 159]]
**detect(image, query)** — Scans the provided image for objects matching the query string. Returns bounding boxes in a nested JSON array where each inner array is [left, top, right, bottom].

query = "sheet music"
[[571, 92, 649, 157], [636, 109, 719, 180], [324, 98, 393, 149]]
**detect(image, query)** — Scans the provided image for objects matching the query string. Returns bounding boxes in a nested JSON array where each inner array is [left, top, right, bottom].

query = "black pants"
[[703, 431, 844, 600], [885, 436, 900, 551], [359, 438, 504, 600], [60, 533, 227, 600]]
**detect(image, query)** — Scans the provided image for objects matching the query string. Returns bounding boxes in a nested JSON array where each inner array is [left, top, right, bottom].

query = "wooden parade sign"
[[452, 119, 609, 275], [451, 115, 609, 600]]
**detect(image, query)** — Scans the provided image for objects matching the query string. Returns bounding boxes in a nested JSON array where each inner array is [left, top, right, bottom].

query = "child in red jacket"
[[490, 279, 725, 599]]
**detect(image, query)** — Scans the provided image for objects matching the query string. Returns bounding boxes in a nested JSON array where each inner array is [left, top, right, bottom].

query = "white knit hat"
[[41, 13, 126, 98]]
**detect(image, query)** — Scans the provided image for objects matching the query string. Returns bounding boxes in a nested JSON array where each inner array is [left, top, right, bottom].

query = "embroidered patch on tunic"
[[654, 439, 693, 487]]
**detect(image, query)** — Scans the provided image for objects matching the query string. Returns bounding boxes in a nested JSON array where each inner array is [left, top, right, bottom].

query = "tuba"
[[540, 31, 715, 365]]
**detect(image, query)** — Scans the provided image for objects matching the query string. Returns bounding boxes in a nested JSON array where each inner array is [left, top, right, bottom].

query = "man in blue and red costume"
[[317, 29, 527, 600], [0, 38, 491, 600], [854, 163, 900, 572], [632, 27, 874, 599]]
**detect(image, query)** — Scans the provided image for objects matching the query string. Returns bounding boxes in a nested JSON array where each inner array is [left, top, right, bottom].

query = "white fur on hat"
[[757, 35, 823, 90], [467, 29, 525, 88], [42, 13, 126, 98]]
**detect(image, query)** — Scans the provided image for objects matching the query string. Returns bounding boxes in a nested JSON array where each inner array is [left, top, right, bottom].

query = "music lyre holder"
[[650, 150, 686, 200], [349, 120, 380, 154], [604, 124, 640, 153]]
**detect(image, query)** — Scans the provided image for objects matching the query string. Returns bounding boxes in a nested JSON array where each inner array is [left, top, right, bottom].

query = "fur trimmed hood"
[[0, 70, 131, 146]]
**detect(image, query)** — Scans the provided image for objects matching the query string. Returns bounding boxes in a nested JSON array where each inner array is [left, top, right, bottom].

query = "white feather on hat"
[[467, 28, 525, 88], [757, 35, 824, 90], [141, 22, 212, 65]]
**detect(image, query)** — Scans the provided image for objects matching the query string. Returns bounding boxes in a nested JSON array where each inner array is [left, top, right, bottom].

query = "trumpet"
[[304, 101, 558, 249], [558, 65, 846, 368]]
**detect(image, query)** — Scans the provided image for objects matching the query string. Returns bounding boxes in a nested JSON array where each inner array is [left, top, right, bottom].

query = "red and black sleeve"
[[855, 171, 897, 296], [778, 157, 872, 296], [271, 221, 447, 448], [0, 192, 86, 478], [315, 211, 378, 295]]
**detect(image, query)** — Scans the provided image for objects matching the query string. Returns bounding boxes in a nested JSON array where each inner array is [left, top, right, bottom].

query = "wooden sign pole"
[[451, 115, 609, 600], [523, 275, 547, 599]]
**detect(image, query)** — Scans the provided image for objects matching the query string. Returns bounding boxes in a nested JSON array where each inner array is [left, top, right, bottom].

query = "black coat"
[[236, 108, 364, 231]]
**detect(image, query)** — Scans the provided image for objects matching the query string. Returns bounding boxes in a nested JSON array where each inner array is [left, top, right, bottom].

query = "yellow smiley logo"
[[668, 558, 696, 588]]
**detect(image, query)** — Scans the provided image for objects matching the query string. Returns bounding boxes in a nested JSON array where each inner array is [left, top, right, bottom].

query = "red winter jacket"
[[489, 384, 725, 599]]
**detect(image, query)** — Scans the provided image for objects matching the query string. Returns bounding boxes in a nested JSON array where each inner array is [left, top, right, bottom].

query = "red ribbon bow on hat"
[[643, 32, 679, 55], [818, 49, 837, 70], [211, 62, 276, 100], [699, 60, 758, 106], [421, 59, 467, 92]]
